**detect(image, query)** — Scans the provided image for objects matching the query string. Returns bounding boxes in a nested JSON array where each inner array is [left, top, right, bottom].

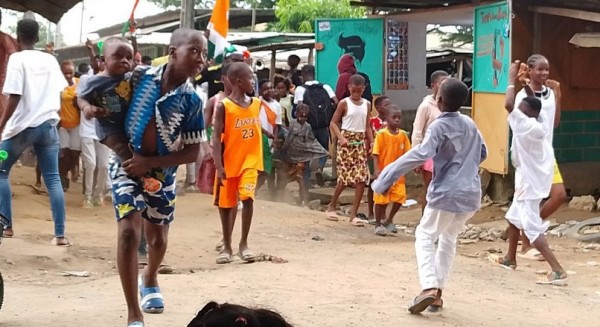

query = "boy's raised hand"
[[509, 60, 520, 84], [518, 63, 529, 86], [546, 79, 560, 90]]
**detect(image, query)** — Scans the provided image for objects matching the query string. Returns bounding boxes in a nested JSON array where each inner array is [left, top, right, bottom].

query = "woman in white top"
[[326, 74, 373, 227], [505, 54, 566, 260], [412, 70, 448, 214]]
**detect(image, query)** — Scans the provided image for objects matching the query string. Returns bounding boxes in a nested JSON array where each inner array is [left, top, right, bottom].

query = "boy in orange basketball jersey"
[[212, 62, 263, 264], [372, 105, 411, 236]]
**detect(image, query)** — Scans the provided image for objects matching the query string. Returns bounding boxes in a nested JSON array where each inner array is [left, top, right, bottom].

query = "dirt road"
[[0, 167, 599, 326]]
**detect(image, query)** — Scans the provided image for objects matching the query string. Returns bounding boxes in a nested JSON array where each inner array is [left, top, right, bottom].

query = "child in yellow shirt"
[[372, 105, 411, 236]]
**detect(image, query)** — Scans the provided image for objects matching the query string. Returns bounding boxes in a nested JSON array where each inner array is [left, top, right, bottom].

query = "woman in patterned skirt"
[[325, 74, 373, 226]]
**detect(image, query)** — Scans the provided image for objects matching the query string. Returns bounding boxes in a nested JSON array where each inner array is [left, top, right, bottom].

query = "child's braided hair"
[[187, 301, 293, 327]]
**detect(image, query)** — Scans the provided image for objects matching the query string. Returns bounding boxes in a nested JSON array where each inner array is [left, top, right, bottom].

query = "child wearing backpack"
[[294, 64, 338, 187]]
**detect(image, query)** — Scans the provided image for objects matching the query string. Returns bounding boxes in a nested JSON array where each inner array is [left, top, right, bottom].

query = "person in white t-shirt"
[[0, 19, 69, 245], [492, 94, 567, 286], [78, 73, 112, 209]]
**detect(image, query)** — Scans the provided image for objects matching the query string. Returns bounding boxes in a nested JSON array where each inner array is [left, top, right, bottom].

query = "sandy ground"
[[1, 166, 600, 327]]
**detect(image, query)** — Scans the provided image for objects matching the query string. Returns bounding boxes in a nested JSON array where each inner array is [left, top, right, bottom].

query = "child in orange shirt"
[[372, 105, 411, 236], [212, 62, 263, 265]]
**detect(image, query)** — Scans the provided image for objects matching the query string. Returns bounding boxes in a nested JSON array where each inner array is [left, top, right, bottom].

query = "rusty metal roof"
[[351, 0, 600, 13], [0, 0, 82, 23]]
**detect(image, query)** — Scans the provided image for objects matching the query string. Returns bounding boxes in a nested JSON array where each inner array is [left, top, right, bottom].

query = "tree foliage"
[[147, 0, 276, 9], [274, 0, 365, 33], [428, 25, 473, 48]]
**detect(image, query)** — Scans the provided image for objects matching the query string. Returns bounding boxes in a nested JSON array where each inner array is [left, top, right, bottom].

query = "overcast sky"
[[1, 0, 164, 45]]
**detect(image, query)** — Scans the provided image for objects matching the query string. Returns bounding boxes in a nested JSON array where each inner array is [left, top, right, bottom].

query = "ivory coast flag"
[[207, 0, 230, 63]]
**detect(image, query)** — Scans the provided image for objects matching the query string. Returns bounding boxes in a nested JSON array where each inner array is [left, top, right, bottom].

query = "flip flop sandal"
[[518, 248, 546, 261], [350, 218, 365, 227], [51, 237, 72, 247], [128, 322, 144, 327], [239, 249, 256, 263], [408, 293, 437, 314], [216, 252, 232, 264], [386, 223, 398, 233], [428, 299, 444, 312], [158, 264, 173, 274], [325, 211, 339, 221], [489, 254, 517, 270], [536, 271, 568, 286], [138, 276, 164, 314]]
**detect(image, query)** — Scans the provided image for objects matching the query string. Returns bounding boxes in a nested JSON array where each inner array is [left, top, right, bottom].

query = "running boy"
[[372, 78, 486, 314], [213, 62, 263, 265], [492, 77, 566, 285], [326, 74, 373, 226], [367, 95, 391, 224], [372, 105, 411, 236], [110, 29, 206, 327], [77, 37, 159, 191]]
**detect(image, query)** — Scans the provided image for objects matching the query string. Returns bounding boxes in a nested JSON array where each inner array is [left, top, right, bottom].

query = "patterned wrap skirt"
[[336, 130, 370, 186]]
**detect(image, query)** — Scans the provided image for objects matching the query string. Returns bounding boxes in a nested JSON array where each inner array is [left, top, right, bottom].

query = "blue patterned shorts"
[[109, 155, 177, 225]]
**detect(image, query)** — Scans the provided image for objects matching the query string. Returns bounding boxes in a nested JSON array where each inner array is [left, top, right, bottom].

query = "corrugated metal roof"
[[0, 0, 82, 23]]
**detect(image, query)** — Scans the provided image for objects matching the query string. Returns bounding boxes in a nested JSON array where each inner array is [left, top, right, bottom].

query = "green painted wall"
[[553, 111, 600, 163]]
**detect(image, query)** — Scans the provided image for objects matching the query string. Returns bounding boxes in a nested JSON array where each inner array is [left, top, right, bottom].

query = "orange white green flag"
[[207, 0, 230, 63]]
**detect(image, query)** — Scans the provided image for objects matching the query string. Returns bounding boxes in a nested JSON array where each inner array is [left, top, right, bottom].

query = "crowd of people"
[[0, 14, 568, 326]]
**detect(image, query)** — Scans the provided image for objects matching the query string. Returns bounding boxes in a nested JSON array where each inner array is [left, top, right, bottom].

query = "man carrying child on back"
[[80, 29, 207, 327]]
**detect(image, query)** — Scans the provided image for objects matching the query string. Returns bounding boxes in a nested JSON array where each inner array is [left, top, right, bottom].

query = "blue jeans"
[[303, 126, 330, 188], [0, 120, 66, 237]]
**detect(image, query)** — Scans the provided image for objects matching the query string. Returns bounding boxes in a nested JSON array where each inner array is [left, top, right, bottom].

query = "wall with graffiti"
[[315, 18, 384, 94]]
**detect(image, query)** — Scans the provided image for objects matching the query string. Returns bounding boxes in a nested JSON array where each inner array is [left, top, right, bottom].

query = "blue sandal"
[[128, 322, 144, 327], [138, 276, 164, 314]]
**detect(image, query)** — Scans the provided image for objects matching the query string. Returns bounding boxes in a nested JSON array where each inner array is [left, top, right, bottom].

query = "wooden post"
[[270, 49, 276, 81], [180, 0, 195, 29], [533, 12, 542, 53], [308, 47, 314, 65]]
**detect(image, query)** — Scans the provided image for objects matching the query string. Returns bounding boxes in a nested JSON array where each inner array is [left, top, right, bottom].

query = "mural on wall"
[[473, 1, 510, 93], [386, 19, 409, 90], [315, 18, 384, 94]]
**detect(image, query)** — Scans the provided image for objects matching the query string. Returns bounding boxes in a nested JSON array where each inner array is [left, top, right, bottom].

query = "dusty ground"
[[1, 166, 600, 327]]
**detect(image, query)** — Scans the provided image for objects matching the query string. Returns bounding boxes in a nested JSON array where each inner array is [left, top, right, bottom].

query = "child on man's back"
[[76, 37, 159, 192]]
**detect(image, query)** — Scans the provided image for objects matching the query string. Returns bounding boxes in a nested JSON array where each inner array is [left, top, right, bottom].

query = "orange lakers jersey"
[[222, 97, 264, 177]]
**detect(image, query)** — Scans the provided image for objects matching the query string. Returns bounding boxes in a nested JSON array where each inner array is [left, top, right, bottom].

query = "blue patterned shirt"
[[126, 65, 204, 163]]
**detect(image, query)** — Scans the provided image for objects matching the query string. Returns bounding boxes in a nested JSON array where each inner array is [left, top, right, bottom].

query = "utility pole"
[[180, 0, 195, 29], [79, 0, 85, 43]]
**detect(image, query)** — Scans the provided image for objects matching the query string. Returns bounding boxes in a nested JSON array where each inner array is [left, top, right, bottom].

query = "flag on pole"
[[207, 0, 230, 63]]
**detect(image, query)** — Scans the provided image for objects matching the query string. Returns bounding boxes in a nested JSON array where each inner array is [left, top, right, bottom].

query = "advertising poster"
[[473, 2, 510, 93], [315, 18, 384, 94]]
